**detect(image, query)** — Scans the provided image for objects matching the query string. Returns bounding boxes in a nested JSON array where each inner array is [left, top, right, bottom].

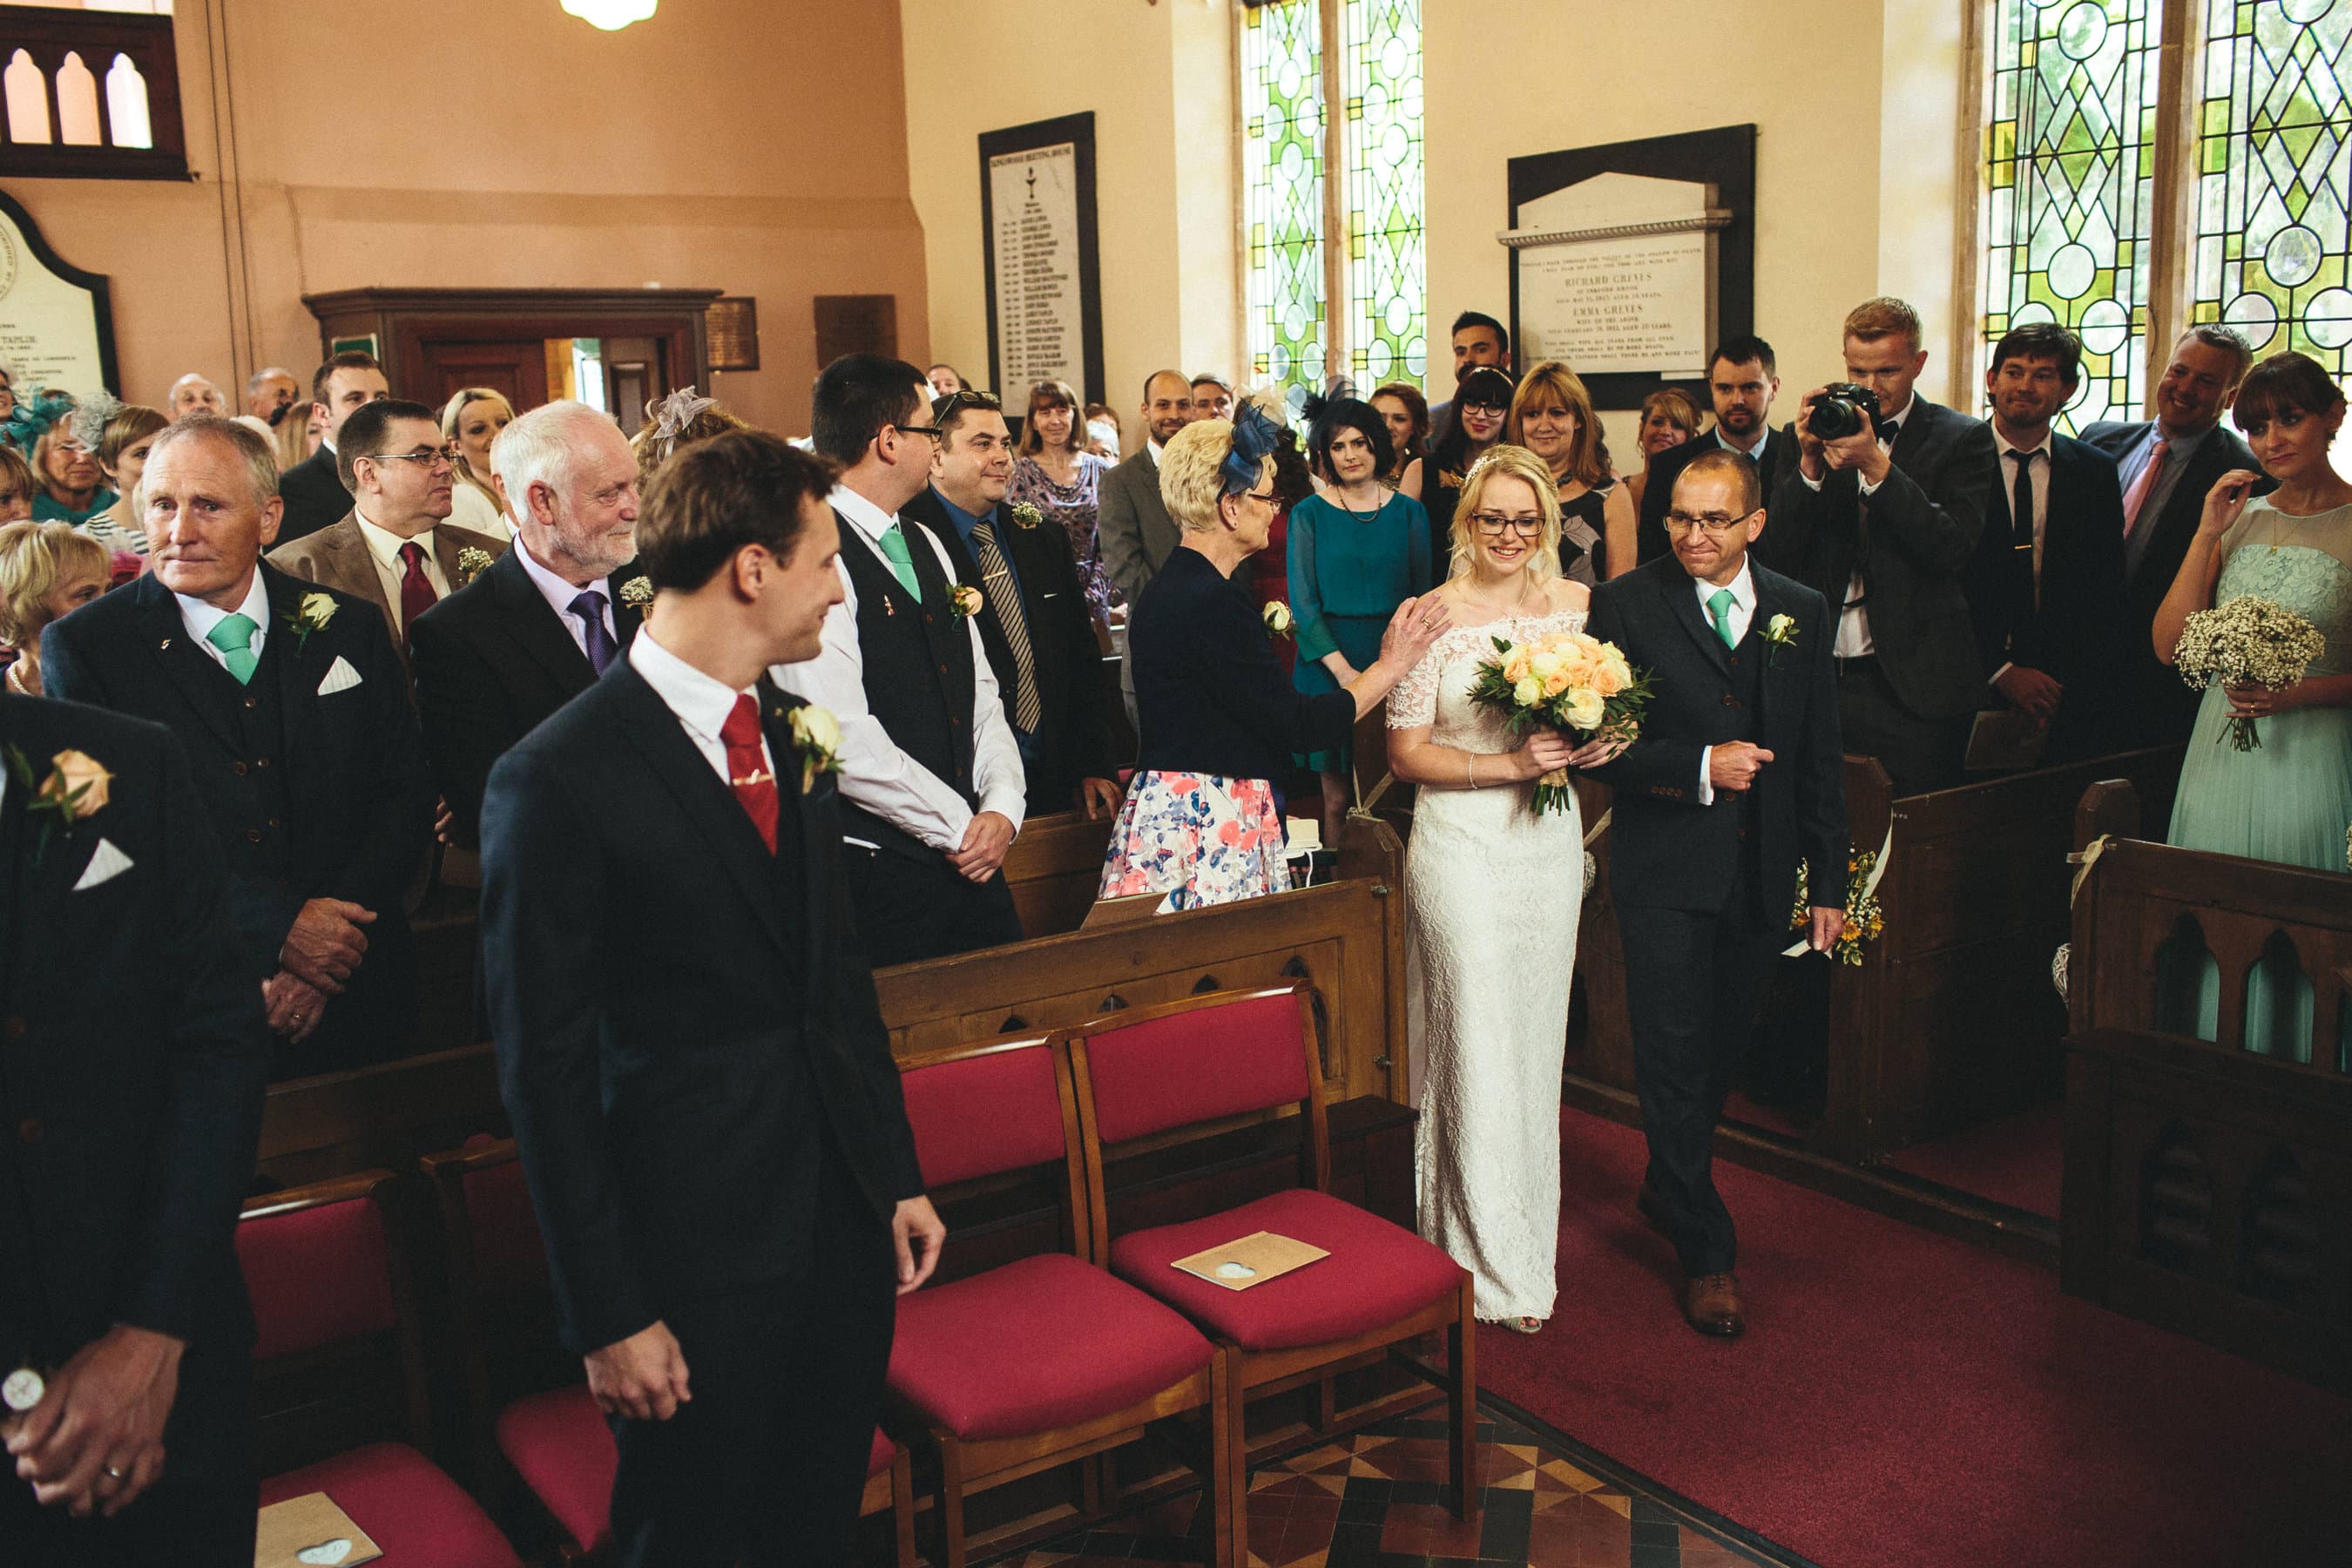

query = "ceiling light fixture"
[[562, 0, 656, 31]]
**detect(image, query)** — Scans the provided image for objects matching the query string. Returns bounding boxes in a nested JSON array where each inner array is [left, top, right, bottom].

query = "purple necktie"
[[570, 590, 617, 675]]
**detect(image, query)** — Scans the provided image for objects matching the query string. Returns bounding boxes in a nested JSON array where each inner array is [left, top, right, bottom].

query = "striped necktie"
[[969, 519, 1042, 733]]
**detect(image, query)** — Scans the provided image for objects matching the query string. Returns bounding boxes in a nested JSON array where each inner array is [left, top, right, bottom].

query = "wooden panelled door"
[[419, 338, 551, 410]]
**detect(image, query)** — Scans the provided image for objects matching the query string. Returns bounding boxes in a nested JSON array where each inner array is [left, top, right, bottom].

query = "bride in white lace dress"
[[1386, 446, 1619, 1331]]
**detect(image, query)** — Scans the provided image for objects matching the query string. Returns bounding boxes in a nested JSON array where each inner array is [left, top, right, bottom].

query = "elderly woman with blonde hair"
[[1098, 408, 1449, 910], [0, 518, 109, 694]]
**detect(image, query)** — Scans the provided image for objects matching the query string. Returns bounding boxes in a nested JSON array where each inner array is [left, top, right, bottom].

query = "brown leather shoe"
[[1682, 1272, 1745, 1338]]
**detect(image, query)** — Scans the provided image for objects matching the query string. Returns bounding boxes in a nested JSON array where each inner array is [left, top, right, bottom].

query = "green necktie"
[[1707, 587, 1738, 651], [876, 523, 923, 603], [206, 611, 260, 685]]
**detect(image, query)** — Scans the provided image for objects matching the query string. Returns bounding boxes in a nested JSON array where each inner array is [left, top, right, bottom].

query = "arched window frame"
[[0, 6, 188, 180]]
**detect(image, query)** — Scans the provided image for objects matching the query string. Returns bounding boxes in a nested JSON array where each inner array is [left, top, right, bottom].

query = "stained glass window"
[[2190, 0, 2352, 410], [1980, 0, 2163, 432], [1241, 0, 1425, 412], [1241, 0, 1327, 411], [1340, 0, 1425, 388]]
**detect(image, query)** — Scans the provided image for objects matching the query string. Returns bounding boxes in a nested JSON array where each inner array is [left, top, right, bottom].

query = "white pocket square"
[[316, 655, 362, 696], [72, 837, 133, 891]]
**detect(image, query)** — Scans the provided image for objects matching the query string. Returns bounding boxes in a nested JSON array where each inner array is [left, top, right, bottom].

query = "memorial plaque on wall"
[[1504, 126, 1754, 410], [980, 112, 1104, 402], [0, 190, 118, 396]]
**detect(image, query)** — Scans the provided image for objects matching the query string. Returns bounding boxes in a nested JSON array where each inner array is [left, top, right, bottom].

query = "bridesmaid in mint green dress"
[[2151, 353, 2352, 1063]]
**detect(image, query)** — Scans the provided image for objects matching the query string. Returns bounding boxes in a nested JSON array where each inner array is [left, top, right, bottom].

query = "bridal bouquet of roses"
[[2172, 594, 2326, 751], [1467, 630, 1652, 814]]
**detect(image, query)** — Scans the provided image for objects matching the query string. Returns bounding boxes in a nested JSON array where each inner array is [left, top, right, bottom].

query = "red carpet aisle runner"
[[1471, 1108, 2352, 1568]]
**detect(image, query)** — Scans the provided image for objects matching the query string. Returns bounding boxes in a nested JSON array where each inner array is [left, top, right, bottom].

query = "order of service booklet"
[[253, 1491, 384, 1568], [1171, 1230, 1330, 1291]]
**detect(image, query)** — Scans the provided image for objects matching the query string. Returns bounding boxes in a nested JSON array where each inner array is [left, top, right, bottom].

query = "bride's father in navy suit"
[[1587, 450, 1848, 1339], [481, 430, 944, 1566]]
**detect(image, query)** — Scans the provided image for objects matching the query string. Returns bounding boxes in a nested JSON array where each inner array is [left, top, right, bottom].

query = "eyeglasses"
[[1664, 510, 1755, 537], [368, 449, 457, 473], [1469, 513, 1543, 537], [893, 422, 944, 441], [1241, 488, 1279, 505]]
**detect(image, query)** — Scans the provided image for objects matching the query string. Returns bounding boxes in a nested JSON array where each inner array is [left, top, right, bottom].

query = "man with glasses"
[[44, 417, 434, 1079], [268, 399, 508, 677], [774, 355, 1026, 966], [1586, 450, 1847, 1339]]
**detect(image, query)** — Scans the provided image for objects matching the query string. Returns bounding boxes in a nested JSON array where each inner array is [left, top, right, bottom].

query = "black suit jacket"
[[0, 695, 268, 1399], [2078, 418, 2268, 747], [43, 568, 435, 1068], [481, 660, 923, 1354], [275, 445, 353, 545], [1757, 396, 1997, 720], [1586, 556, 1846, 916], [1637, 424, 1801, 564], [1959, 433, 2131, 750], [407, 546, 647, 847], [902, 487, 1113, 814]]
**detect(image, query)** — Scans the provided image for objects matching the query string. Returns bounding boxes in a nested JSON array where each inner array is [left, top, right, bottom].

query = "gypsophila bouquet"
[[2172, 595, 2325, 751], [1467, 630, 1652, 814]]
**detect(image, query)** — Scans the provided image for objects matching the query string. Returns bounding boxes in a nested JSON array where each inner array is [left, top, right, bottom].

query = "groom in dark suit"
[[43, 418, 435, 1079], [0, 696, 272, 1566], [483, 430, 943, 1566], [1589, 450, 1848, 1337]]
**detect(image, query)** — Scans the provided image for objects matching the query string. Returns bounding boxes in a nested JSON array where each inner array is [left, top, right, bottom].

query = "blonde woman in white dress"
[[1386, 444, 1620, 1332]]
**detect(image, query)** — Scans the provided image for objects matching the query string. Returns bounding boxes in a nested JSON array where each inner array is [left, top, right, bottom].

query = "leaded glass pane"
[[1340, 0, 1425, 389], [2192, 0, 2352, 416], [1980, 0, 2162, 432], [1241, 0, 1327, 412]]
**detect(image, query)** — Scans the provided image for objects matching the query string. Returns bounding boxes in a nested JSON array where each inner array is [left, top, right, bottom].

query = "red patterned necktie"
[[720, 693, 780, 853], [397, 541, 438, 635]]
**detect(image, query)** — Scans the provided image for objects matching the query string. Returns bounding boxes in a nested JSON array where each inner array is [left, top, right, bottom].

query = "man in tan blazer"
[[268, 398, 507, 676]]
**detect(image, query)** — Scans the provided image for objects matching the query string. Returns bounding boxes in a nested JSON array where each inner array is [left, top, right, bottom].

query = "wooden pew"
[[2062, 833, 2352, 1394], [1571, 746, 2186, 1166], [260, 814, 1411, 1183], [1004, 808, 1118, 938]]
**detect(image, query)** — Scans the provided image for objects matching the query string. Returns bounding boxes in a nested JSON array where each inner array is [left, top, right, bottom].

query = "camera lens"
[[1808, 397, 1865, 442]]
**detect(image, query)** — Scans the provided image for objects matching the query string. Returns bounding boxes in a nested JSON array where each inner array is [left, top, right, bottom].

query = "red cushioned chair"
[[423, 1135, 912, 1566], [889, 1031, 1243, 1568], [240, 1171, 524, 1568], [1066, 981, 1479, 1523]]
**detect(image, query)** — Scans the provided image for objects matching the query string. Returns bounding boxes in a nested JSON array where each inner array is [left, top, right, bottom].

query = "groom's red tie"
[[720, 693, 780, 853]]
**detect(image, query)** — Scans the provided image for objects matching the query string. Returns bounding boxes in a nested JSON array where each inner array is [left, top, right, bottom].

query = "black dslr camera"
[[1807, 382, 1882, 442]]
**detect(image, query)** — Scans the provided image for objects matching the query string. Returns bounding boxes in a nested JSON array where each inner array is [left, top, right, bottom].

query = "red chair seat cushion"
[[1108, 1188, 1465, 1352], [496, 1385, 615, 1554], [889, 1254, 1211, 1441], [491, 1384, 892, 1552], [260, 1443, 522, 1568]]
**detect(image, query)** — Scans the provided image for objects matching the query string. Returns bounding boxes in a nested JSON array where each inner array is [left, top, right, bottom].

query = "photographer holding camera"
[[1761, 297, 1998, 795]]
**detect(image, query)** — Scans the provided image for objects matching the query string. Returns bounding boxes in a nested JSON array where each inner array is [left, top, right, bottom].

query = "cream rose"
[[1564, 688, 1606, 731], [1513, 674, 1544, 707]]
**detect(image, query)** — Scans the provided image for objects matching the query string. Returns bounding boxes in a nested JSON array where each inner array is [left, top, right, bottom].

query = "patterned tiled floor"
[[988, 1408, 1794, 1567]]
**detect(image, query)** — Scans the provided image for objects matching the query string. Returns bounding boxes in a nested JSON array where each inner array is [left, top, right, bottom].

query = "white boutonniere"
[[1762, 612, 1798, 666], [283, 591, 336, 654], [1009, 502, 1044, 531], [1262, 600, 1295, 640], [456, 546, 495, 585], [787, 704, 841, 794], [950, 584, 984, 618], [617, 576, 654, 610], [4, 745, 111, 866]]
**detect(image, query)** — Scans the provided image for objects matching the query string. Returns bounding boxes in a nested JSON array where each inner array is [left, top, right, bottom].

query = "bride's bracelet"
[[1465, 754, 1477, 789]]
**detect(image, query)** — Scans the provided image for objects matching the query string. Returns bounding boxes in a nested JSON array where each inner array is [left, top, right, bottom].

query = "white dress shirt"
[[771, 483, 1025, 853], [354, 510, 452, 632], [627, 625, 773, 787], [1720, 424, 1772, 465], [1693, 558, 1757, 807], [513, 536, 619, 662], [1146, 438, 1165, 469], [175, 569, 272, 674], [1799, 392, 1912, 658]]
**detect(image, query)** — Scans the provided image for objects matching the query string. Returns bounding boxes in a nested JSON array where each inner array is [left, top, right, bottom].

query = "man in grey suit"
[[1095, 368, 1195, 714], [2078, 324, 2262, 752]]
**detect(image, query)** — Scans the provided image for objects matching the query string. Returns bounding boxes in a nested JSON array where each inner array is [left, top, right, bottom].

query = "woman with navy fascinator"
[[1097, 406, 1449, 910]]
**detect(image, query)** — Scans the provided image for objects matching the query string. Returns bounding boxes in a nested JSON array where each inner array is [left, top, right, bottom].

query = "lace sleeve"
[[1388, 644, 1440, 728]]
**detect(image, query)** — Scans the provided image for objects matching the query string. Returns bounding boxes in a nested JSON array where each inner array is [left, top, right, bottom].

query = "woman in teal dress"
[[2152, 352, 2352, 1063], [1290, 397, 1434, 823]]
